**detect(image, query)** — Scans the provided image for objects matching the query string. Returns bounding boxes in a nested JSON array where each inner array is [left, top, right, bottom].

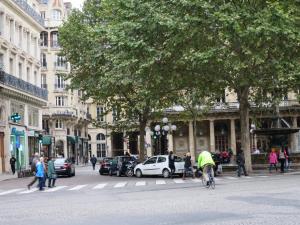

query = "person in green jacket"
[[47, 157, 57, 188], [198, 150, 215, 186]]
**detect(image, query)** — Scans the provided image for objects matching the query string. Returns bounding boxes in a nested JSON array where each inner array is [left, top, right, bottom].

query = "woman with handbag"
[[47, 157, 57, 188]]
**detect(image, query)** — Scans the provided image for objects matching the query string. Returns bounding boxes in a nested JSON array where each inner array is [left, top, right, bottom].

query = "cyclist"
[[197, 150, 215, 187]]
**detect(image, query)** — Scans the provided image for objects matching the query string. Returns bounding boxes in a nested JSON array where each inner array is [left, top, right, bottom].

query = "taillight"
[[64, 163, 70, 168]]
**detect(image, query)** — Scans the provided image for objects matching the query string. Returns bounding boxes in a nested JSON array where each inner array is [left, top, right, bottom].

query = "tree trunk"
[[139, 119, 147, 162], [238, 87, 252, 172], [193, 115, 197, 157]]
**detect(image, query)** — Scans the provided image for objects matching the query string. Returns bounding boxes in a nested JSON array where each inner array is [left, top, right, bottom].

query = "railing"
[[0, 71, 48, 100], [41, 83, 47, 89], [54, 83, 66, 90], [54, 62, 68, 71], [13, 0, 44, 26], [51, 41, 60, 48]]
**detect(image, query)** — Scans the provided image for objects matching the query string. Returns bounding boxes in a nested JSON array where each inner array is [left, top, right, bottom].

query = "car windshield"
[[54, 158, 66, 164]]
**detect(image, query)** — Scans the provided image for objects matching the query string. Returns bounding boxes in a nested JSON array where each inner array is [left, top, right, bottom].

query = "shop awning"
[[42, 135, 52, 145], [67, 136, 77, 144]]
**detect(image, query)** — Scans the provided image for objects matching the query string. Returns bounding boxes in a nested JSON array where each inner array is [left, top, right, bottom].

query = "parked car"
[[54, 158, 75, 177], [99, 157, 113, 175], [109, 156, 137, 177], [134, 155, 184, 178]]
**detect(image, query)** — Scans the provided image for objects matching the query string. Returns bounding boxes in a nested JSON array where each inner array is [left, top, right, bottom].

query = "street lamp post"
[[147, 117, 176, 155]]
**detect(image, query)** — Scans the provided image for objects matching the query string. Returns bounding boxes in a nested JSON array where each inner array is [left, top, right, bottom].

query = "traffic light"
[[10, 113, 21, 123], [38, 134, 43, 144]]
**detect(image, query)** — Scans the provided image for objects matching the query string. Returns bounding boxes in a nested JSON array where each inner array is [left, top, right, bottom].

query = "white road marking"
[[68, 185, 87, 191], [192, 179, 202, 183], [257, 176, 269, 178], [173, 179, 185, 184], [19, 188, 38, 194], [225, 176, 238, 180], [241, 176, 253, 179], [0, 188, 24, 196], [156, 180, 166, 185], [114, 182, 127, 188], [135, 181, 146, 186], [44, 186, 67, 192], [93, 183, 107, 189]]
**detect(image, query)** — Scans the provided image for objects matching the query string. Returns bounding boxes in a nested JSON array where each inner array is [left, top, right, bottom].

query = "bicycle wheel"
[[210, 179, 215, 189]]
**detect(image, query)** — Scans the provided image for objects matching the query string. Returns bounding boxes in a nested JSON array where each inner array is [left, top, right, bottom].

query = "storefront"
[[10, 127, 27, 170]]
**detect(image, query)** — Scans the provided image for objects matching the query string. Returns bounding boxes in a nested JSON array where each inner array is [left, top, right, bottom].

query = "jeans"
[[92, 164, 96, 170], [279, 159, 285, 172], [28, 176, 38, 187], [203, 165, 214, 183], [237, 164, 247, 177], [38, 177, 44, 190], [269, 163, 277, 172], [48, 178, 56, 187], [11, 165, 15, 175], [169, 165, 175, 178]]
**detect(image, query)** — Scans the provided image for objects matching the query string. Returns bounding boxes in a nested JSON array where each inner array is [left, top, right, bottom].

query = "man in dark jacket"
[[168, 151, 176, 178], [90, 155, 97, 170], [182, 152, 194, 179], [236, 149, 248, 177], [9, 155, 16, 175]]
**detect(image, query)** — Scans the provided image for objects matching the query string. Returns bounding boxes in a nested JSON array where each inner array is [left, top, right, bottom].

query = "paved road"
[[0, 166, 299, 225]]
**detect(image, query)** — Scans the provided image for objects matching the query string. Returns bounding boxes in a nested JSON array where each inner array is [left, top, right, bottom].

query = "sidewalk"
[[0, 173, 18, 182]]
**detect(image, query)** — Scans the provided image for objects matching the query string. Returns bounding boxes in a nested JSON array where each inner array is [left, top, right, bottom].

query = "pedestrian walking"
[[236, 149, 248, 177], [269, 149, 278, 173], [168, 151, 176, 178], [90, 155, 97, 170], [27, 152, 39, 190], [182, 152, 195, 179], [47, 157, 57, 188], [284, 147, 290, 171], [279, 147, 286, 173], [36, 157, 45, 191], [9, 155, 16, 175]]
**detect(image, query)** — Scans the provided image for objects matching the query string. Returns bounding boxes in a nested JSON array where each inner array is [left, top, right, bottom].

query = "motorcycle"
[[125, 161, 137, 177]]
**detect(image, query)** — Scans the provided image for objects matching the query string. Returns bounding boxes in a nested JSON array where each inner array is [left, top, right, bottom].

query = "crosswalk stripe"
[[19, 188, 39, 194], [156, 180, 166, 185], [173, 179, 185, 184], [136, 181, 146, 186], [257, 176, 269, 178], [192, 179, 202, 183], [241, 176, 253, 179], [0, 188, 24, 196], [93, 183, 107, 189], [114, 182, 127, 188], [225, 176, 238, 180], [44, 186, 67, 192], [68, 185, 87, 191]]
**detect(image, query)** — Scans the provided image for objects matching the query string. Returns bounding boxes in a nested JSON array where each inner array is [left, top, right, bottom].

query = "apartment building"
[[38, 0, 89, 163], [0, 0, 47, 173]]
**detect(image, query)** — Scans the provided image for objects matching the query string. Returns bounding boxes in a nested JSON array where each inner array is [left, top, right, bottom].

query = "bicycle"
[[201, 165, 215, 189]]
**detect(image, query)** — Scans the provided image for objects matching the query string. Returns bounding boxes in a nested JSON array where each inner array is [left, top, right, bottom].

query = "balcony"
[[43, 107, 78, 118], [54, 84, 66, 92], [41, 83, 48, 90], [0, 71, 48, 100], [54, 62, 68, 71], [13, 0, 45, 26], [51, 41, 60, 48]]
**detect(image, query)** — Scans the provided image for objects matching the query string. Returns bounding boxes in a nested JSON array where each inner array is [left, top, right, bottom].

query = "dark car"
[[54, 158, 75, 177], [109, 156, 136, 177], [99, 157, 113, 175]]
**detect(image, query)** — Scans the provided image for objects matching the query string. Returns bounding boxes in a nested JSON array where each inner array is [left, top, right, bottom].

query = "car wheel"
[[68, 171, 72, 177], [135, 169, 142, 178], [126, 169, 134, 177], [163, 169, 170, 178]]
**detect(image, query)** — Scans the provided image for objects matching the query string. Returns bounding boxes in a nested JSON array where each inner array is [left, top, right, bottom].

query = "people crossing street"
[[90, 155, 97, 170]]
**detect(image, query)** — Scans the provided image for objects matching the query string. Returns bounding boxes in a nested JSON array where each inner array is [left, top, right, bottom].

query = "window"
[[51, 31, 59, 47], [41, 53, 47, 67], [96, 106, 105, 122], [9, 58, 14, 75], [18, 63, 22, 79], [55, 120, 63, 128], [26, 67, 30, 82], [112, 107, 118, 122], [9, 19, 14, 43], [34, 71, 37, 85], [28, 107, 39, 127], [55, 75, 65, 89], [55, 55, 66, 68], [18, 26, 22, 48], [40, 32, 48, 47], [0, 13, 4, 36], [96, 133, 105, 141], [52, 9, 62, 20], [41, 74, 47, 89], [144, 157, 157, 165], [0, 54, 3, 70], [158, 157, 166, 163], [40, 11, 46, 19], [67, 128, 70, 135], [56, 96, 65, 106], [96, 144, 106, 158]]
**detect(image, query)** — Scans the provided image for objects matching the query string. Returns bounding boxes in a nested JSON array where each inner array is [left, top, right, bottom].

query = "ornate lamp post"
[[148, 117, 176, 155]]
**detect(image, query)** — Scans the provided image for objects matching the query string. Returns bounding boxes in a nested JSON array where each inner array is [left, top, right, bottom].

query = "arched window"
[[96, 133, 105, 141]]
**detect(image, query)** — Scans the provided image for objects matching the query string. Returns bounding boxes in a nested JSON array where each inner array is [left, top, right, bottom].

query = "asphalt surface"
[[0, 166, 299, 225]]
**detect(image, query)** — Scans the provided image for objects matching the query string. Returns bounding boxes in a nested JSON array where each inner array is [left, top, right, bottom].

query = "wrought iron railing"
[[13, 0, 45, 26], [0, 71, 48, 100]]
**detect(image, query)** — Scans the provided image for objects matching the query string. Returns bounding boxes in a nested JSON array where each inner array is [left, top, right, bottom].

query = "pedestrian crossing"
[[0, 175, 275, 196]]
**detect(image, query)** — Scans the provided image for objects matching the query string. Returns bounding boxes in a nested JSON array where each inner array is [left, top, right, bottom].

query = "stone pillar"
[[168, 133, 174, 153], [123, 132, 128, 154], [292, 117, 298, 153], [230, 119, 237, 156], [188, 121, 196, 161], [145, 129, 152, 157], [209, 120, 215, 152]]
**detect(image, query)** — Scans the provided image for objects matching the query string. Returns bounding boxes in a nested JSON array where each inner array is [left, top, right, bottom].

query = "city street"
[[0, 166, 300, 225]]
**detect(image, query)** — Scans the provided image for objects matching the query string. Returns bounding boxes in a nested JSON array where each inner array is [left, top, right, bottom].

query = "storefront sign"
[[11, 128, 25, 136]]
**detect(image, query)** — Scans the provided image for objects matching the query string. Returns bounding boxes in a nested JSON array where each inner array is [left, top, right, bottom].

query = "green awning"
[[67, 136, 76, 144], [42, 136, 52, 145]]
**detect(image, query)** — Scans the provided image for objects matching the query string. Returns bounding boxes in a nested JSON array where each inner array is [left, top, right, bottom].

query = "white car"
[[134, 155, 184, 178]]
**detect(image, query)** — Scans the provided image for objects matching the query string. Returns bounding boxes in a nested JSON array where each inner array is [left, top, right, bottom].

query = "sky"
[[67, 0, 85, 9]]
